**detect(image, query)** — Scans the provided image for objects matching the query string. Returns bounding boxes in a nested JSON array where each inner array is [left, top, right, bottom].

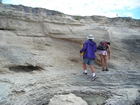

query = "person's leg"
[[103, 55, 108, 70], [99, 54, 105, 70], [83, 62, 87, 70], [88, 59, 96, 77], [83, 59, 87, 74], [89, 65, 95, 73], [90, 65, 96, 77]]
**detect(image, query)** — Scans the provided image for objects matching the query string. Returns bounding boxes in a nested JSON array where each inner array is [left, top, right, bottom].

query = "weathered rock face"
[[48, 93, 88, 105], [0, 3, 140, 105]]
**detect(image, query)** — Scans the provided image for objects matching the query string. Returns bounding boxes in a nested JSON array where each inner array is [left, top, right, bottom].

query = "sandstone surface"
[[0, 3, 140, 105]]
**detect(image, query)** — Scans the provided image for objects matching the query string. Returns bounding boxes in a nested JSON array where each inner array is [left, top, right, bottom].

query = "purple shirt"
[[80, 39, 97, 59]]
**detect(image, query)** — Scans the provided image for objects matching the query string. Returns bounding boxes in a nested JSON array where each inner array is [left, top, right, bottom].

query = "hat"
[[87, 34, 94, 40]]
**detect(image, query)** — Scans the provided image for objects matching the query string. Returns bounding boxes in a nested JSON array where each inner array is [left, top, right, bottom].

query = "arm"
[[95, 43, 97, 52], [107, 45, 110, 60]]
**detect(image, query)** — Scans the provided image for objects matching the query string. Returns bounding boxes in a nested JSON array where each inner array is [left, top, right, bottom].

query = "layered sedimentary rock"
[[0, 3, 140, 105]]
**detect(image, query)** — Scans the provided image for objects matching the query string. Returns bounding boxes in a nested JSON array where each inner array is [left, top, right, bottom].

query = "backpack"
[[97, 41, 108, 50]]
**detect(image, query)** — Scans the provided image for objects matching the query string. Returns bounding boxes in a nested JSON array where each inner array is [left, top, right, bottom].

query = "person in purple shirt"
[[80, 34, 97, 81]]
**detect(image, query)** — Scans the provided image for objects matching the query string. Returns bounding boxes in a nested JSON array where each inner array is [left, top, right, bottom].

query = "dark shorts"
[[83, 58, 94, 65]]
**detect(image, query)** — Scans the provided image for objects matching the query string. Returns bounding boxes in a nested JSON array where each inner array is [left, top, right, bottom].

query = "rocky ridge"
[[0, 3, 140, 105]]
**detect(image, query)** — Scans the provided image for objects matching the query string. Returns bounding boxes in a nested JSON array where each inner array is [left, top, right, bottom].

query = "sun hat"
[[87, 34, 94, 40]]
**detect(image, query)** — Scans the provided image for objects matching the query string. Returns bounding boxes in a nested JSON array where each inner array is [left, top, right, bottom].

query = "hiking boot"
[[91, 75, 97, 81], [106, 68, 109, 71], [102, 68, 105, 71], [83, 72, 87, 75]]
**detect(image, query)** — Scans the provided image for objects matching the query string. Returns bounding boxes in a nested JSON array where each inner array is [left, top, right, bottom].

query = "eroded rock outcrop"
[[48, 93, 88, 105], [0, 3, 140, 105]]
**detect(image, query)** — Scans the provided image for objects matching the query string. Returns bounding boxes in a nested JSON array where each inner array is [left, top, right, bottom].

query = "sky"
[[2, 0, 140, 19]]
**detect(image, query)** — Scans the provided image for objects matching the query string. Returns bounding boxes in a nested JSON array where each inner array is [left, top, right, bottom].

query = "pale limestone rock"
[[48, 93, 88, 105], [0, 3, 140, 105]]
